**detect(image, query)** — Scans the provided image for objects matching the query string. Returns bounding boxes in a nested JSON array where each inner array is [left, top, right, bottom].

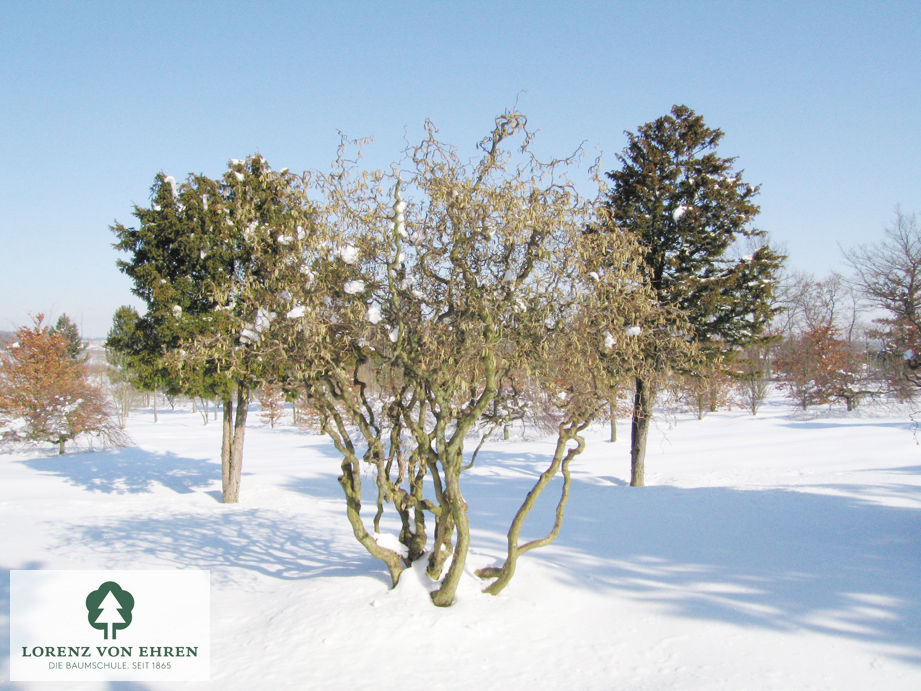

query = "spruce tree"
[[601, 105, 782, 486]]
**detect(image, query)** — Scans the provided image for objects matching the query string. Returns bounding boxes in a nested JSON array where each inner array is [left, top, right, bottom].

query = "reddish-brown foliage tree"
[[0, 316, 127, 453], [774, 324, 871, 410], [257, 386, 285, 429]]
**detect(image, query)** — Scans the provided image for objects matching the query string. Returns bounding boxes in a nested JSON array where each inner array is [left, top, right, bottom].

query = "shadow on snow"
[[60, 507, 386, 587], [475, 449, 921, 666], [1, 560, 45, 689], [18, 447, 222, 495], [780, 419, 916, 432], [9, 441, 920, 669]]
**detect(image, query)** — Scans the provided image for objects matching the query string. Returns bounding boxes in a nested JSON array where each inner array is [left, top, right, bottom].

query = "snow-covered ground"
[[2, 394, 921, 690]]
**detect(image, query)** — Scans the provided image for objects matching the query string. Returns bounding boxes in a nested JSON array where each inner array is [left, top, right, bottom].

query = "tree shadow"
[[19, 447, 223, 496], [282, 476, 352, 502], [1, 560, 44, 689], [19, 436, 919, 672], [876, 464, 921, 475], [247, 441, 921, 669], [781, 420, 915, 431], [61, 508, 388, 586], [468, 459, 921, 667]]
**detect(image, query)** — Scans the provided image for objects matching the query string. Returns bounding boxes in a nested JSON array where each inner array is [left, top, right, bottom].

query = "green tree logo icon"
[[86, 581, 135, 639]]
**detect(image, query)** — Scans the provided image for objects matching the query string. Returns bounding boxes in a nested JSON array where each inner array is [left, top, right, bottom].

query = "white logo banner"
[[10, 570, 210, 681]]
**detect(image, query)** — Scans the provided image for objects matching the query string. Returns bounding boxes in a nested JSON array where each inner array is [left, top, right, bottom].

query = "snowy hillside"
[[2, 395, 920, 690]]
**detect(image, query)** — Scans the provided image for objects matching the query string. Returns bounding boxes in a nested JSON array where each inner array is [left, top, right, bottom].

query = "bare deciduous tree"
[[237, 114, 655, 605], [845, 209, 921, 391]]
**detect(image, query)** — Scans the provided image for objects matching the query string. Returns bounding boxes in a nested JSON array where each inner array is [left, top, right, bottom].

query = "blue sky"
[[2, 1, 919, 337]]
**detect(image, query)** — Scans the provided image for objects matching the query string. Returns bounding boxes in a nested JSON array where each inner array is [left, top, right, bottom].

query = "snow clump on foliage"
[[337, 244, 360, 265], [241, 308, 276, 344], [343, 280, 365, 295]]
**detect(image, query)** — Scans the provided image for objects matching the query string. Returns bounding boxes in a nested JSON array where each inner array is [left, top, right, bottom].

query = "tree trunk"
[[426, 508, 455, 580], [58, 439, 66, 455], [221, 397, 232, 496], [630, 377, 654, 487], [430, 462, 470, 607], [336, 442, 404, 587], [477, 427, 583, 596], [221, 387, 249, 503], [152, 393, 158, 424], [609, 398, 617, 443]]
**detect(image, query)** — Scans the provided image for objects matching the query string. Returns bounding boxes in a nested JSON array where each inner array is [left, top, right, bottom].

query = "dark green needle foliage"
[[600, 105, 783, 485]]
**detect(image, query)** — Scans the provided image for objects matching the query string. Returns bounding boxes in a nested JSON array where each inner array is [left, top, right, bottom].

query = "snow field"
[[2, 394, 920, 689]]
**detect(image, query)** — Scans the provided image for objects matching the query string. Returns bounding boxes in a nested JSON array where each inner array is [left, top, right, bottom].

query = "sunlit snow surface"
[[2, 392, 921, 689]]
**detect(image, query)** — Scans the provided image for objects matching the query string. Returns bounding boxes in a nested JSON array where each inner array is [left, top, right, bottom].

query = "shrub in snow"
[[111, 117, 665, 607], [0, 316, 128, 453], [270, 113, 656, 607], [774, 322, 877, 411]]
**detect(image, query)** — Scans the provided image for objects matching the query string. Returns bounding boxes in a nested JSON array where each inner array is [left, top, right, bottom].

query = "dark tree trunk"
[[221, 397, 232, 495], [609, 398, 617, 443], [630, 377, 654, 487]]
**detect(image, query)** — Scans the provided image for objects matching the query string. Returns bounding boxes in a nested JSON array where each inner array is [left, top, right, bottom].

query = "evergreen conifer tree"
[[111, 156, 315, 502], [600, 105, 782, 485], [50, 313, 86, 361]]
